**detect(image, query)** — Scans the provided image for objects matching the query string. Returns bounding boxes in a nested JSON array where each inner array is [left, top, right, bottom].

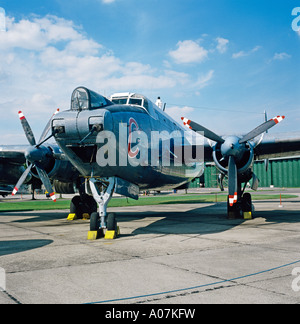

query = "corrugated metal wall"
[[253, 158, 300, 188], [190, 157, 300, 188]]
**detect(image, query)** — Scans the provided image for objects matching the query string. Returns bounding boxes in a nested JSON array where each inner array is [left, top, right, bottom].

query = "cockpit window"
[[129, 98, 143, 106], [112, 98, 128, 105], [90, 90, 108, 109], [71, 87, 112, 111], [143, 99, 149, 110], [110, 93, 158, 119]]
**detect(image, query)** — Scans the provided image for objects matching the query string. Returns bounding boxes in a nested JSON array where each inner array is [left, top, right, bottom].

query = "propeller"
[[228, 156, 238, 207], [239, 116, 285, 144], [181, 117, 224, 143], [182, 115, 285, 206], [12, 109, 60, 202]]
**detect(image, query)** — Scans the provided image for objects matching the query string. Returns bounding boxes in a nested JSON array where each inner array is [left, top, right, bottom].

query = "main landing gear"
[[68, 194, 97, 220], [227, 182, 253, 220]]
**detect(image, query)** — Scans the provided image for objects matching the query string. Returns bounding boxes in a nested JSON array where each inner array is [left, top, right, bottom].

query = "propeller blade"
[[12, 164, 32, 196], [228, 156, 238, 207], [38, 109, 60, 144], [181, 117, 225, 143], [239, 116, 285, 144], [35, 164, 57, 202], [18, 111, 36, 146]]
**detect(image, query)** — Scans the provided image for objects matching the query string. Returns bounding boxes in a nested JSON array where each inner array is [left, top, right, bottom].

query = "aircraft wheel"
[[107, 213, 117, 231], [70, 196, 83, 219], [242, 193, 252, 212], [227, 196, 241, 219], [82, 195, 97, 215], [90, 212, 100, 231]]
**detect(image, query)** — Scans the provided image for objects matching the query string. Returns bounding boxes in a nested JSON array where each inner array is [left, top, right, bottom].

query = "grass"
[[0, 199, 71, 212], [0, 193, 297, 212]]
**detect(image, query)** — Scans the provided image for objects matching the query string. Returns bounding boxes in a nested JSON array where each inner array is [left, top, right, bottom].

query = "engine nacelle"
[[53, 180, 77, 194], [27, 144, 79, 184], [212, 137, 254, 178]]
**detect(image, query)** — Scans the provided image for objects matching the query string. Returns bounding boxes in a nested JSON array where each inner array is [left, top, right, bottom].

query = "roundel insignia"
[[128, 118, 140, 158]]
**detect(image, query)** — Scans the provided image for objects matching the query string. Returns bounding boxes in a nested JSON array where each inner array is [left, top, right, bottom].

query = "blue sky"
[[0, 0, 299, 144]]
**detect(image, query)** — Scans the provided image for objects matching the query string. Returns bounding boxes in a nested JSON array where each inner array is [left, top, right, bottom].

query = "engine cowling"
[[53, 180, 76, 194], [27, 144, 79, 184], [212, 135, 254, 182]]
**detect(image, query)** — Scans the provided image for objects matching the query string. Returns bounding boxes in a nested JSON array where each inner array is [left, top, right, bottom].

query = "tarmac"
[[0, 189, 300, 304]]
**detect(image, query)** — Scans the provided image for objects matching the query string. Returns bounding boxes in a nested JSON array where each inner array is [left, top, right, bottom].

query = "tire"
[[242, 193, 252, 212], [107, 213, 117, 231], [90, 212, 100, 231], [227, 196, 241, 219], [82, 195, 97, 215], [70, 196, 83, 219]]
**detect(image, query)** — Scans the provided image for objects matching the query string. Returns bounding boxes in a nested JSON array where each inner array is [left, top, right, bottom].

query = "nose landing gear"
[[88, 177, 120, 240]]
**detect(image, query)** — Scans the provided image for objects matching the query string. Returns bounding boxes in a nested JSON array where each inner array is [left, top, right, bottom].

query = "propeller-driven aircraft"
[[47, 86, 300, 236], [4, 86, 300, 239]]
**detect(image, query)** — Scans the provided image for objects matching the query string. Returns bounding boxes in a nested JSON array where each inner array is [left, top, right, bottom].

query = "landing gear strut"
[[227, 182, 253, 220], [88, 177, 119, 239]]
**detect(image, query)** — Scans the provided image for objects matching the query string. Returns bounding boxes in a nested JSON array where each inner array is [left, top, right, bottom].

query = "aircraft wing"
[[0, 185, 14, 196], [254, 132, 300, 160], [0, 146, 29, 186], [0, 146, 27, 165]]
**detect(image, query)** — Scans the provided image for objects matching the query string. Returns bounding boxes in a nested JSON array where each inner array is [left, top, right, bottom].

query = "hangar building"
[[191, 157, 300, 189]]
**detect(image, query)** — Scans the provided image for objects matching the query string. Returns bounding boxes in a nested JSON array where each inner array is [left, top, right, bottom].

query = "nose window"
[[71, 88, 89, 110], [71, 87, 112, 111]]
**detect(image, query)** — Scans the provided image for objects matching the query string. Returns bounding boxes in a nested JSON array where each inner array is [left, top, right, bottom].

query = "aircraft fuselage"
[[52, 88, 204, 192]]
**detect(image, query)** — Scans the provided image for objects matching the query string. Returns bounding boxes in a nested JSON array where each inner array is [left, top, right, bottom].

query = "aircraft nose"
[[101, 109, 114, 133]]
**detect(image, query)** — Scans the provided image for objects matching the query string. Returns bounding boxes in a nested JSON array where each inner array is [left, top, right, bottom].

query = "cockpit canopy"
[[71, 87, 112, 111], [110, 93, 158, 119]]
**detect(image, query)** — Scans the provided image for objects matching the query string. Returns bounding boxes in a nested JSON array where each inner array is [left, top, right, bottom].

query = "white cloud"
[[232, 51, 246, 59], [0, 14, 222, 145], [169, 40, 208, 64], [0, 14, 213, 142], [195, 70, 214, 89], [232, 46, 261, 59], [216, 37, 229, 54], [273, 52, 291, 60]]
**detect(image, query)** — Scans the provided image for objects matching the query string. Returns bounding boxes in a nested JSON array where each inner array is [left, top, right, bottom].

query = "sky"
[[0, 0, 299, 145]]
